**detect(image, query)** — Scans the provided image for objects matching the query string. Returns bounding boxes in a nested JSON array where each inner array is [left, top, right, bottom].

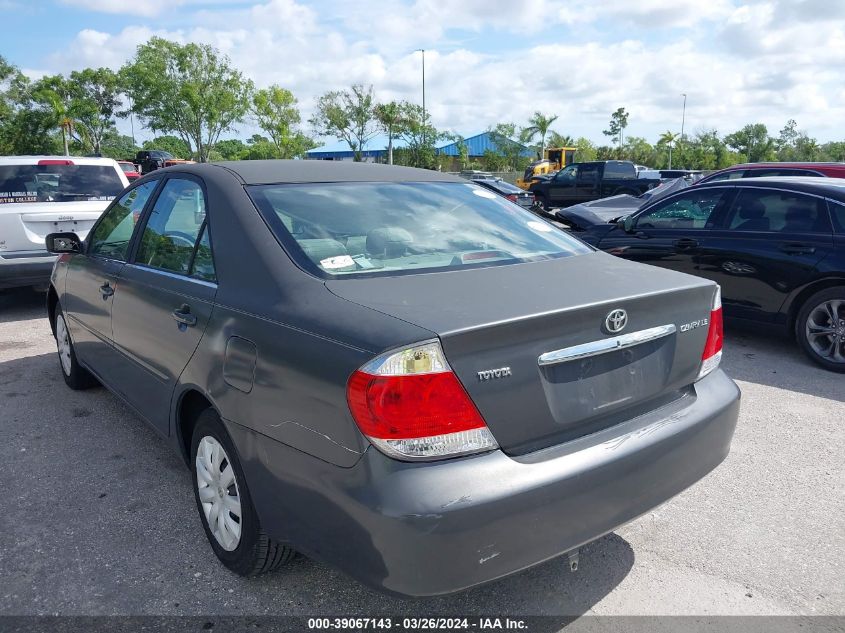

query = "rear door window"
[[725, 189, 831, 233], [745, 169, 822, 178], [0, 164, 124, 203], [704, 170, 746, 183], [636, 189, 729, 230], [136, 178, 208, 275], [603, 161, 636, 179], [88, 181, 158, 260]]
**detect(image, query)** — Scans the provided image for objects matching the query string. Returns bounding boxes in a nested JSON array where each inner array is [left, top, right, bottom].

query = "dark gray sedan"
[[45, 161, 740, 597]]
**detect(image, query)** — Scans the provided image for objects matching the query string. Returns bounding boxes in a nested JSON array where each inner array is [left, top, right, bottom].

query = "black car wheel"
[[54, 303, 98, 390], [191, 409, 295, 575], [796, 287, 845, 372], [534, 192, 549, 210]]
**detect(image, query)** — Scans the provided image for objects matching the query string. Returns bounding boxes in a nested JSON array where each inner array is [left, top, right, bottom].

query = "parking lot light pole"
[[680, 93, 687, 141], [417, 49, 426, 144]]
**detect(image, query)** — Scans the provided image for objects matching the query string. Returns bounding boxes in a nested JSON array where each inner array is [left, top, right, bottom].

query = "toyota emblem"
[[605, 309, 628, 334]]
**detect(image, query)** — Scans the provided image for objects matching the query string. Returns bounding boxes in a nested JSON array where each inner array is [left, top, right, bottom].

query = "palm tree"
[[522, 111, 559, 155], [547, 131, 574, 148], [41, 89, 77, 156], [658, 130, 680, 169]]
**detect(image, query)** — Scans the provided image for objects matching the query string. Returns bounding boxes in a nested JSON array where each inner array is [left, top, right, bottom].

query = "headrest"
[[366, 227, 413, 257]]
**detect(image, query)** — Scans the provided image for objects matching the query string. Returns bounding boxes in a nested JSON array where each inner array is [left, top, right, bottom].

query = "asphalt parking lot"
[[0, 287, 842, 618]]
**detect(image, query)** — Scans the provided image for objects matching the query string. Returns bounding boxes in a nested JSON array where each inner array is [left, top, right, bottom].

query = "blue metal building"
[[305, 131, 533, 161], [436, 132, 534, 158]]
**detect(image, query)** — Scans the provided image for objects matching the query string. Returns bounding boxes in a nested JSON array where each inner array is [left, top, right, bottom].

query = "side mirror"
[[45, 232, 82, 254], [616, 216, 635, 232]]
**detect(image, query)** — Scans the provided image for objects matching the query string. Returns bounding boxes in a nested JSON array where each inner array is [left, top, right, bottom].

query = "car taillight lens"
[[697, 286, 723, 380], [506, 194, 518, 203], [346, 341, 498, 460], [38, 159, 74, 165]]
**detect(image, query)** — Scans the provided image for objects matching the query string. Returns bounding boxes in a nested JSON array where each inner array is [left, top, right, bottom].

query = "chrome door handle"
[[171, 304, 197, 327], [99, 282, 114, 298]]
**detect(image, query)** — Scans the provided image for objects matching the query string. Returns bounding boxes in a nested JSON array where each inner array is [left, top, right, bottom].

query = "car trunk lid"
[[327, 252, 717, 454]]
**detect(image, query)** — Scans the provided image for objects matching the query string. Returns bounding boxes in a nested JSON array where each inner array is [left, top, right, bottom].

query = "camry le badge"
[[605, 309, 628, 334]]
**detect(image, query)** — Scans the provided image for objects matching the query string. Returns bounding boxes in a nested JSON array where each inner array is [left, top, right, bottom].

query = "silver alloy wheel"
[[55, 314, 72, 376], [196, 436, 242, 551], [805, 299, 845, 364]]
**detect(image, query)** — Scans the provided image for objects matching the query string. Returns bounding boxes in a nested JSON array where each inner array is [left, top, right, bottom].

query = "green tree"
[[821, 142, 845, 161], [309, 84, 376, 162], [374, 101, 405, 165], [252, 85, 312, 158], [603, 107, 629, 148], [487, 123, 530, 171], [68, 67, 122, 155], [625, 136, 657, 167], [142, 135, 191, 159], [0, 57, 63, 155], [213, 138, 247, 160], [242, 134, 277, 160], [573, 137, 597, 162], [547, 131, 575, 150], [122, 37, 253, 162], [521, 111, 559, 155], [33, 75, 81, 156], [724, 123, 775, 163], [98, 131, 138, 159], [394, 102, 441, 169]]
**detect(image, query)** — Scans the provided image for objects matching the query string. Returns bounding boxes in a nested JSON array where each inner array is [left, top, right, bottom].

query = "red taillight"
[[347, 372, 485, 439], [346, 341, 498, 460], [698, 286, 723, 379], [38, 159, 74, 165], [506, 194, 518, 203]]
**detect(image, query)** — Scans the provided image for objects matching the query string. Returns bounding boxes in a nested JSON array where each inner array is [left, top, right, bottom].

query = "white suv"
[[0, 156, 129, 290]]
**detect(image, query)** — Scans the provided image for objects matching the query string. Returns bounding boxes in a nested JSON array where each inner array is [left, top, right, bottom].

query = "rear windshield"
[[0, 164, 124, 203], [119, 163, 136, 173], [248, 181, 591, 278]]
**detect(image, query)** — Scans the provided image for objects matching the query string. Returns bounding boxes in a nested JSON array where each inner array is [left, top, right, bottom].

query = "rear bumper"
[[233, 369, 740, 597], [0, 253, 56, 289]]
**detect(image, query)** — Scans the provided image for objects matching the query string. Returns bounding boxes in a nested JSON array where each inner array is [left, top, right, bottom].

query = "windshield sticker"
[[527, 220, 553, 233], [320, 255, 356, 270], [471, 188, 497, 199], [0, 191, 38, 203]]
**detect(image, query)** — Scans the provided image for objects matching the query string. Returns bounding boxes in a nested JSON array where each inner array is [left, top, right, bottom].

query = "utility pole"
[[418, 49, 426, 145], [129, 95, 136, 147]]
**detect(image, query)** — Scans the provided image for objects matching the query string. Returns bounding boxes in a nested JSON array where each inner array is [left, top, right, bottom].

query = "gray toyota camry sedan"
[[45, 161, 740, 596]]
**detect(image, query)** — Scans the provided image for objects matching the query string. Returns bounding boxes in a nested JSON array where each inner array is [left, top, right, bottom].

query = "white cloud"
[[58, 0, 187, 18], [44, 0, 845, 143]]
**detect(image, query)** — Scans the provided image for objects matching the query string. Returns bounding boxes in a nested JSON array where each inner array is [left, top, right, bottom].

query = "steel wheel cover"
[[56, 314, 72, 376], [196, 436, 242, 551], [806, 299, 845, 364]]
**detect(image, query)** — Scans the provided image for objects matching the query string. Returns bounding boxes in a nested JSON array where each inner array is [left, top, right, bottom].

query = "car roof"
[[715, 162, 845, 171], [162, 159, 465, 185], [0, 155, 121, 166], [697, 175, 845, 199]]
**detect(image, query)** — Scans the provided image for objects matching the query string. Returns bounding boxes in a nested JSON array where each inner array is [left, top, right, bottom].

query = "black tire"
[[54, 303, 98, 390], [795, 286, 845, 373], [190, 409, 294, 576]]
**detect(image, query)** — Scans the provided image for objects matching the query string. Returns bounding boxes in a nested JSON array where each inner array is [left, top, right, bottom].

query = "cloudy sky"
[[3, 0, 844, 146]]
